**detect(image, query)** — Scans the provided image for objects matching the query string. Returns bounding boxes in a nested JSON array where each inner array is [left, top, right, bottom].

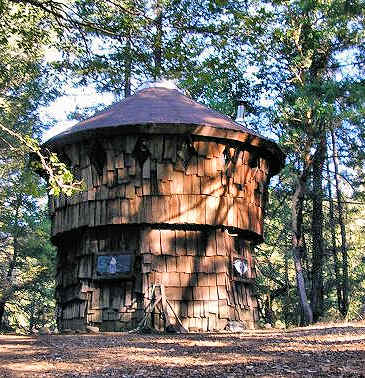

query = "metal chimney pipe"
[[235, 99, 245, 124]]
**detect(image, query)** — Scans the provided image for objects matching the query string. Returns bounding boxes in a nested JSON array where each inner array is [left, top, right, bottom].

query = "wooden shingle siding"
[[52, 138, 268, 331], [50, 137, 267, 242], [55, 227, 258, 331]]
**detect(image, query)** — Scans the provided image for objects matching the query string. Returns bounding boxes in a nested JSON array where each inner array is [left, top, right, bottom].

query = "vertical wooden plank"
[[157, 162, 171, 182], [200, 176, 210, 195], [206, 196, 219, 225], [206, 231, 216, 256], [187, 301, 194, 317], [140, 228, 150, 254], [129, 197, 141, 223], [197, 273, 209, 286], [117, 168, 128, 184], [127, 157, 136, 176], [125, 282, 132, 307], [217, 285, 227, 300], [125, 183, 135, 199], [121, 199, 129, 223], [163, 136, 177, 161], [179, 272, 190, 286], [204, 158, 215, 177], [142, 196, 152, 223], [142, 157, 151, 179], [160, 230, 175, 255], [209, 287, 218, 300], [195, 195, 205, 226], [218, 300, 229, 319], [215, 256, 227, 273], [174, 230, 185, 256], [216, 229, 226, 256], [91, 288, 100, 308], [142, 178, 151, 195], [178, 194, 187, 223], [166, 256, 177, 273], [185, 230, 196, 256], [235, 198, 243, 229], [149, 229, 161, 255], [196, 140, 208, 157], [171, 170, 184, 194], [191, 176, 200, 195], [227, 196, 234, 226], [101, 287, 110, 308], [245, 242, 253, 279], [182, 174, 191, 194], [186, 155, 198, 176], [193, 300, 202, 317], [115, 151, 125, 169], [197, 156, 205, 177], [160, 180, 171, 195], [151, 196, 159, 223]]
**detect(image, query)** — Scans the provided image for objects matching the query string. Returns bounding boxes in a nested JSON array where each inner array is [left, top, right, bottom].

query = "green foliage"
[[0, 161, 56, 333], [5, 255, 56, 334], [237, 0, 365, 324]]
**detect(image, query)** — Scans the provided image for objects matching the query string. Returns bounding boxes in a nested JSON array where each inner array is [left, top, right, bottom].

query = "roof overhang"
[[43, 122, 285, 176]]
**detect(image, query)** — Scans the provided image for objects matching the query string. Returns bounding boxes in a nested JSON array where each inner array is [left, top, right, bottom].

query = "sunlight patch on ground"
[[152, 338, 232, 348], [94, 347, 272, 367]]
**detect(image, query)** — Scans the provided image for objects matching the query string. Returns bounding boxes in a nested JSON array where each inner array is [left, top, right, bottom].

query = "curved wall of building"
[[49, 135, 270, 239]]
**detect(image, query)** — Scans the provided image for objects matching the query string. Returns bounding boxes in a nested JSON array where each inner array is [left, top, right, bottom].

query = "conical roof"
[[44, 82, 284, 174]]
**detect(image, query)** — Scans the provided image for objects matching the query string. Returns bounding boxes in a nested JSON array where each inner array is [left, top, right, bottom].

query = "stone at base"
[[62, 329, 76, 335], [86, 325, 100, 334], [225, 321, 246, 333], [75, 329, 86, 334], [38, 327, 51, 335], [166, 324, 188, 334]]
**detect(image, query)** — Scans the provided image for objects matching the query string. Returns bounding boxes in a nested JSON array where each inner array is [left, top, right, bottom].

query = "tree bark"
[[326, 157, 343, 313], [284, 249, 290, 326], [331, 129, 349, 316], [153, 0, 163, 80], [310, 136, 326, 322], [291, 167, 313, 324], [0, 302, 6, 329], [124, 36, 132, 97], [0, 195, 21, 329]]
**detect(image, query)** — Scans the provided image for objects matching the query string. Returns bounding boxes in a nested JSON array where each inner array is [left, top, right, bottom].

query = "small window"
[[132, 138, 150, 167], [233, 258, 248, 277], [96, 254, 134, 279], [87, 140, 106, 176], [176, 137, 196, 170], [248, 152, 260, 169]]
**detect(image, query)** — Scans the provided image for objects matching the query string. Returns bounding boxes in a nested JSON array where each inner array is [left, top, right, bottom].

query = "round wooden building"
[[44, 81, 284, 332]]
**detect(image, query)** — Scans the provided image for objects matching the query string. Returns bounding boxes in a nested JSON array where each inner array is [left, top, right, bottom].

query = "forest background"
[[0, 0, 364, 333]]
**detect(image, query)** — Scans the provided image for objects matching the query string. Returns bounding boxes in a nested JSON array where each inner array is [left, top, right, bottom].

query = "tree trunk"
[[310, 136, 326, 322], [331, 129, 349, 316], [293, 248, 313, 324], [291, 168, 313, 324], [326, 157, 343, 313], [153, 0, 163, 80], [0, 195, 21, 329], [124, 36, 132, 97], [0, 302, 6, 329], [284, 249, 290, 326]]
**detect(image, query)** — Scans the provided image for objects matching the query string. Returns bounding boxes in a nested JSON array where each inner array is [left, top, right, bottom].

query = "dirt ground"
[[1, 323, 365, 377]]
